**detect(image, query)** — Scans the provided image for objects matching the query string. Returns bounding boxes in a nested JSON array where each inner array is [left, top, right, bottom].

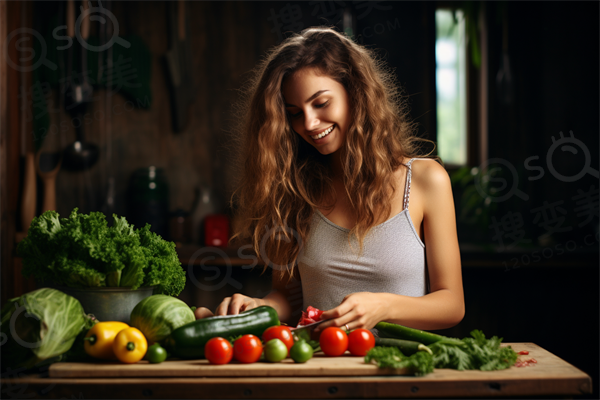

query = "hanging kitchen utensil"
[[100, 0, 116, 215], [35, 151, 62, 212], [63, 0, 99, 171], [164, 0, 194, 133]]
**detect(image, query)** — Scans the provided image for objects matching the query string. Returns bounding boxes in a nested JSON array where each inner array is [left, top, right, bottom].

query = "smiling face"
[[282, 68, 352, 156]]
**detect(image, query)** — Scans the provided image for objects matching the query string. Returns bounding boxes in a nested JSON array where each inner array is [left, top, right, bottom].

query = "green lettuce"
[[17, 208, 186, 296]]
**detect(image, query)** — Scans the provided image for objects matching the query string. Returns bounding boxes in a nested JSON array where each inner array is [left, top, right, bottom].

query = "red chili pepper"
[[518, 350, 529, 355]]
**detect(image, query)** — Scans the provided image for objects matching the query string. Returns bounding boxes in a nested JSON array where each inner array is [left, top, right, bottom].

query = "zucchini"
[[374, 337, 433, 356], [375, 322, 463, 345], [163, 306, 280, 359]]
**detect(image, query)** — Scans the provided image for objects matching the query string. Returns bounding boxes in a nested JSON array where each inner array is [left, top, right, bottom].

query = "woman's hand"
[[214, 293, 264, 316], [315, 292, 389, 332]]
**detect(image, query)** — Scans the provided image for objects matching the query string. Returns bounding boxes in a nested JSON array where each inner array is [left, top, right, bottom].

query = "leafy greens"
[[429, 329, 518, 371], [0, 288, 96, 371], [365, 329, 518, 376], [365, 346, 434, 376], [17, 209, 186, 296]]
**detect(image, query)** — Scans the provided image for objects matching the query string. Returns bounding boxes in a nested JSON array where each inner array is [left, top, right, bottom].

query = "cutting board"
[[49, 351, 409, 378], [48, 343, 565, 381]]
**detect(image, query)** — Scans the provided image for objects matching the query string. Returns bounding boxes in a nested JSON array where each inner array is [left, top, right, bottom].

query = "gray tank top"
[[297, 158, 431, 314]]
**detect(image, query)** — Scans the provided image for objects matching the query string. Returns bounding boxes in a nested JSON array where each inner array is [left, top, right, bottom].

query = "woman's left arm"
[[317, 161, 464, 332]]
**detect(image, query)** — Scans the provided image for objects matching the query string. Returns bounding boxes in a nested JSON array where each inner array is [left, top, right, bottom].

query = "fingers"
[[320, 300, 353, 322], [315, 310, 358, 333], [214, 297, 232, 316], [315, 311, 352, 332], [239, 300, 260, 313], [315, 300, 361, 332], [214, 294, 256, 316], [229, 293, 252, 315], [194, 306, 214, 320]]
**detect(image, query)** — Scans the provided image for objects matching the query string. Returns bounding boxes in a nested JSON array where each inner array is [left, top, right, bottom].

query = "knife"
[[290, 319, 331, 342]]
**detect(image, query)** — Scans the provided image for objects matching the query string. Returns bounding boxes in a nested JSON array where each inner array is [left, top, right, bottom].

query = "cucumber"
[[163, 306, 280, 359], [375, 322, 463, 345], [374, 337, 433, 356]]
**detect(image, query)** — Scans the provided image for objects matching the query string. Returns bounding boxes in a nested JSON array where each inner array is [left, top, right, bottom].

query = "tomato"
[[290, 340, 314, 363], [264, 338, 288, 362], [262, 326, 294, 353], [205, 337, 233, 365], [306, 306, 324, 321], [347, 329, 375, 356], [233, 334, 263, 364], [298, 306, 324, 326], [146, 343, 168, 363], [319, 327, 348, 356]]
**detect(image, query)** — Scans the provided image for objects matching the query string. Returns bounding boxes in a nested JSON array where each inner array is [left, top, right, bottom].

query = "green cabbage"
[[130, 294, 195, 345], [0, 288, 94, 371]]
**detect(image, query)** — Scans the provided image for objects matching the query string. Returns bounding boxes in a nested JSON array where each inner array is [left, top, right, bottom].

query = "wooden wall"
[[41, 2, 278, 224]]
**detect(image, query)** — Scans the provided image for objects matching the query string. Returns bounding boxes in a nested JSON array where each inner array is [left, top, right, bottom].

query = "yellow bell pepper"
[[113, 327, 148, 364], [84, 321, 129, 360]]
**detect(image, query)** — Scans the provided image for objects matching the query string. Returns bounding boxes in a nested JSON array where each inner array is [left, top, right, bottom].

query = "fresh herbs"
[[365, 346, 434, 376], [17, 209, 186, 296], [430, 330, 518, 371], [369, 322, 519, 375]]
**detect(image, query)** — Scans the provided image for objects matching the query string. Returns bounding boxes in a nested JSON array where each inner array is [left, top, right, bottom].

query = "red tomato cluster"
[[319, 327, 375, 357], [204, 305, 376, 365], [204, 326, 295, 365]]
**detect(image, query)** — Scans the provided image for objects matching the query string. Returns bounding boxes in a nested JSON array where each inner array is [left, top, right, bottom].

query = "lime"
[[146, 343, 167, 364]]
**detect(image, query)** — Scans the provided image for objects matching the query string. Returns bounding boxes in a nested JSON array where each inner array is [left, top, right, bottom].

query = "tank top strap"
[[402, 158, 434, 210]]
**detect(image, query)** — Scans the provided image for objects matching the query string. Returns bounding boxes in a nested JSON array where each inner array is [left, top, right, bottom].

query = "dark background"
[[3, 1, 598, 398]]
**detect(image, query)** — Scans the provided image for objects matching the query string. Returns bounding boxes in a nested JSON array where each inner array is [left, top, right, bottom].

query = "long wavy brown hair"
[[228, 26, 434, 281]]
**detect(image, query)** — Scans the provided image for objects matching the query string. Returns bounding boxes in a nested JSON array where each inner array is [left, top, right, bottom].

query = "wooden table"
[[1, 343, 592, 399]]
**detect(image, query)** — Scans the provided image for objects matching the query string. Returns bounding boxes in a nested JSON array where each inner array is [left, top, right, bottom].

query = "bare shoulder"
[[410, 159, 453, 211], [411, 159, 451, 189]]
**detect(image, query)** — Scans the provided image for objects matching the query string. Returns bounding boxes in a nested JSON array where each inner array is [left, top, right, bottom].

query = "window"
[[435, 9, 467, 166]]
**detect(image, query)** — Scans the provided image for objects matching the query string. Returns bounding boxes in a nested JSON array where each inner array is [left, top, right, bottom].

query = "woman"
[[195, 27, 464, 333]]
